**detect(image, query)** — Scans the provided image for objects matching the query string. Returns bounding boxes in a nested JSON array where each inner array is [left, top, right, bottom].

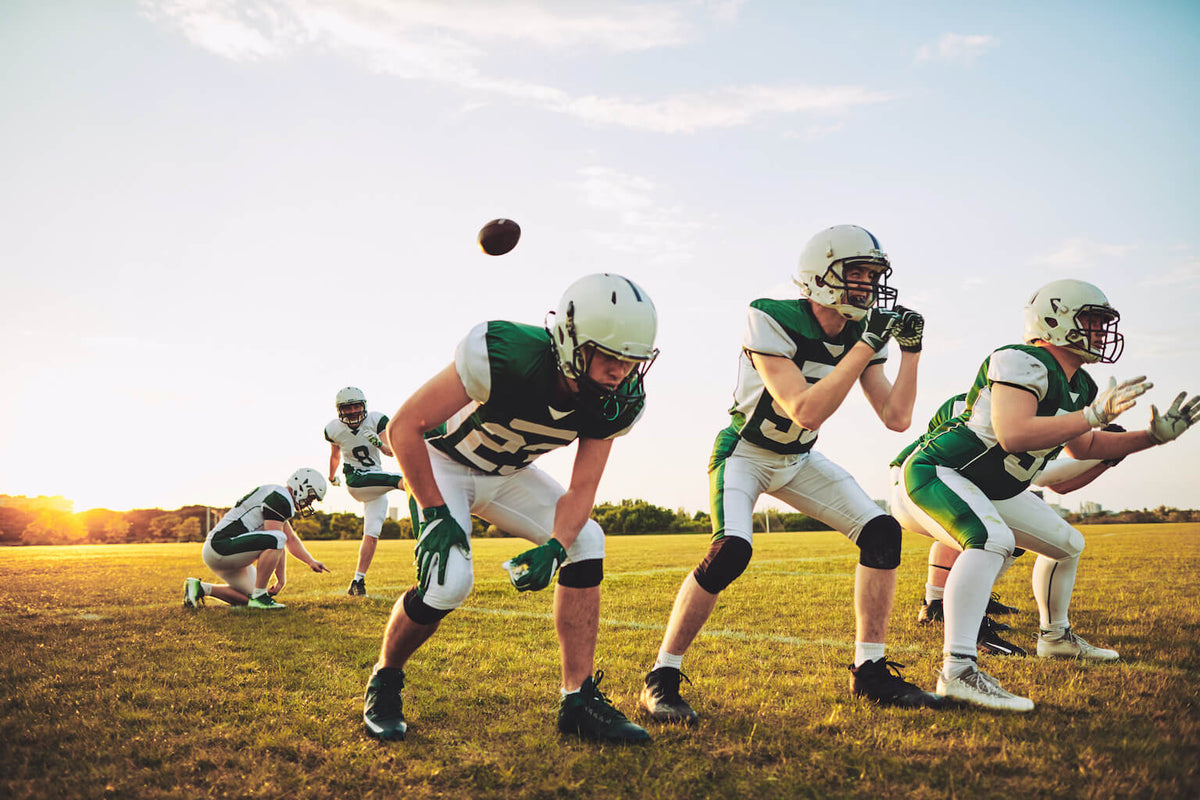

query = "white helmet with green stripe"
[[548, 273, 659, 420], [795, 224, 896, 321], [335, 386, 367, 427], [287, 468, 327, 517], [1023, 279, 1124, 364]]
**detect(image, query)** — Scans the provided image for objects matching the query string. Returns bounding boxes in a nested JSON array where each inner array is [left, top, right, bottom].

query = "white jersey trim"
[[456, 323, 493, 404]]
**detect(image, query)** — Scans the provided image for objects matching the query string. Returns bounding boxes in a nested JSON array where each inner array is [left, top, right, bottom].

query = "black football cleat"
[[558, 671, 650, 743], [639, 667, 698, 725], [363, 667, 407, 741], [986, 592, 1019, 615], [916, 598, 944, 625], [978, 616, 1027, 657], [348, 578, 367, 596], [850, 658, 944, 708]]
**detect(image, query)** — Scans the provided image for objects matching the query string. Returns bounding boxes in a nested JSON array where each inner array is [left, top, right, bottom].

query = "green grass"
[[1, 525, 1197, 799]]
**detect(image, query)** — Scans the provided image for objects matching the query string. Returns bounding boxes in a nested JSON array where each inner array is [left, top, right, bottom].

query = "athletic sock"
[[854, 642, 886, 668], [251, 588, 268, 599], [925, 583, 945, 602], [199, 582, 213, 597], [944, 655, 976, 679], [1040, 624, 1068, 640], [354, 572, 366, 581], [653, 650, 684, 672]]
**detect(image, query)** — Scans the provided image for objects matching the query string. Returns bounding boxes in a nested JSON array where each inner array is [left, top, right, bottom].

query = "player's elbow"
[[883, 408, 912, 433], [995, 430, 1028, 453]]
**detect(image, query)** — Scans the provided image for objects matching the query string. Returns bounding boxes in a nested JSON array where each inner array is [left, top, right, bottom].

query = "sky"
[[2, 0, 1198, 519]]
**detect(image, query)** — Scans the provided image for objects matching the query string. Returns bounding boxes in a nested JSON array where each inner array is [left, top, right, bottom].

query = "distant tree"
[[21, 511, 87, 545], [329, 513, 362, 540], [174, 517, 202, 542], [0, 506, 34, 544], [291, 517, 325, 539]]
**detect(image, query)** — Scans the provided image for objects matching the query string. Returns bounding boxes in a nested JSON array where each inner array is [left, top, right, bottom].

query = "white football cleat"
[[1037, 628, 1119, 661], [937, 663, 1034, 712]]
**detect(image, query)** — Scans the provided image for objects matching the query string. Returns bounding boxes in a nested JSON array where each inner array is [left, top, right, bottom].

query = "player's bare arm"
[[328, 442, 341, 484], [859, 355, 919, 432], [991, 384, 1095, 453], [550, 436, 614, 551], [279, 519, 329, 573], [386, 362, 472, 510], [752, 347, 875, 432], [1063, 427, 1157, 462]]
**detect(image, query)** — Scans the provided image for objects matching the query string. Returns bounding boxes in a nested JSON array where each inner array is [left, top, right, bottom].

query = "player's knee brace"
[[857, 515, 902, 570], [557, 558, 603, 589], [692, 536, 753, 594], [402, 586, 454, 625]]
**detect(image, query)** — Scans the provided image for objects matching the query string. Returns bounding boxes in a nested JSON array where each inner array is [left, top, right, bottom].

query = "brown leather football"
[[478, 218, 521, 255]]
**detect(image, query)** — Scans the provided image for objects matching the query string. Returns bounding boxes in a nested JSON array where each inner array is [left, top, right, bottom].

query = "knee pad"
[[692, 536, 753, 594], [402, 587, 454, 625], [558, 558, 603, 589], [857, 515, 902, 569]]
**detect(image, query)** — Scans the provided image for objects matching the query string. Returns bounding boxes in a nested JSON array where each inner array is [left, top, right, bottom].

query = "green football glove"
[[1083, 376, 1152, 428], [892, 305, 925, 353], [1146, 391, 1200, 444], [414, 505, 470, 589], [367, 432, 384, 448], [503, 538, 567, 593], [860, 308, 900, 353]]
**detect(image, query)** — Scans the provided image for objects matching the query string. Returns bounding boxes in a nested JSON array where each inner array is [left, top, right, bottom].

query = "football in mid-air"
[[478, 218, 521, 256]]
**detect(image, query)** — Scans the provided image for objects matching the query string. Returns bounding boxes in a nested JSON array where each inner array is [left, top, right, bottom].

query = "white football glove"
[[1146, 392, 1200, 444], [1083, 376, 1152, 428], [366, 432, 384, 448], [329, 474, 341, 487]]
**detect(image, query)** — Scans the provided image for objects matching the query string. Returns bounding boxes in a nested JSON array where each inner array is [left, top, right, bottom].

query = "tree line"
[[0, 495, 837, 546], [3, 493, 1195, 547]]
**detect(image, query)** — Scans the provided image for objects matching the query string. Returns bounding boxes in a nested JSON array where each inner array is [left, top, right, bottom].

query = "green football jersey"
[[427, 321, 644, 475], [890, 394, 967, 468], [911, 345, 1097, 500], [209, 484, 294, 542], [712, 298, 887, 463]]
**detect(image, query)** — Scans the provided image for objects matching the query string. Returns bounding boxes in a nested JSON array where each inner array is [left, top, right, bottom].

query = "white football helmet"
[[286, 467, 327, 517], [547, 273, 659, 420], [1023, 279, 1123, 364], [335, 386, 367, 427], [794, 225, 897, 321]]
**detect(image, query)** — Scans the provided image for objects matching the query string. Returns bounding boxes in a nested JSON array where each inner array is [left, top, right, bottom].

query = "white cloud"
[[915, 33, 997, 65], [1031, 238, 1135, 269], [1138, 256, 1200, 287], [574, 166, 701, 262], [141, 0, 888, 133]]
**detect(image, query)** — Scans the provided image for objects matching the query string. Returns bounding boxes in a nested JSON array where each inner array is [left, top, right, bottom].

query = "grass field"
[[2, 524, 1198, 799]]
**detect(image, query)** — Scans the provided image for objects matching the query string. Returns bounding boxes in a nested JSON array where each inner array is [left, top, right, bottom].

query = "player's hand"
[[268, 581, 284, 596], [309, 560, 330, 574], [860, 308, 900, 353], [367, 432, 384, 448], [1083, 376, 1152, 427], [503, 538, 567, 593], [1146, 392, 1200, 444], [415, 505, 470, 589], [892, 305, 925, 353], [329, 474, 341, 487]]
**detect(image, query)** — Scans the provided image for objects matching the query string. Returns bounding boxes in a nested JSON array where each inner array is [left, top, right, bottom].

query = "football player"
[[639, 224, 940, 727], [325, 386, 409, 596], [362, 273, 659, 744], [894, 279, 1199, 711], [890, 393, 1128, 657], [183, 468, 331, 610]]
